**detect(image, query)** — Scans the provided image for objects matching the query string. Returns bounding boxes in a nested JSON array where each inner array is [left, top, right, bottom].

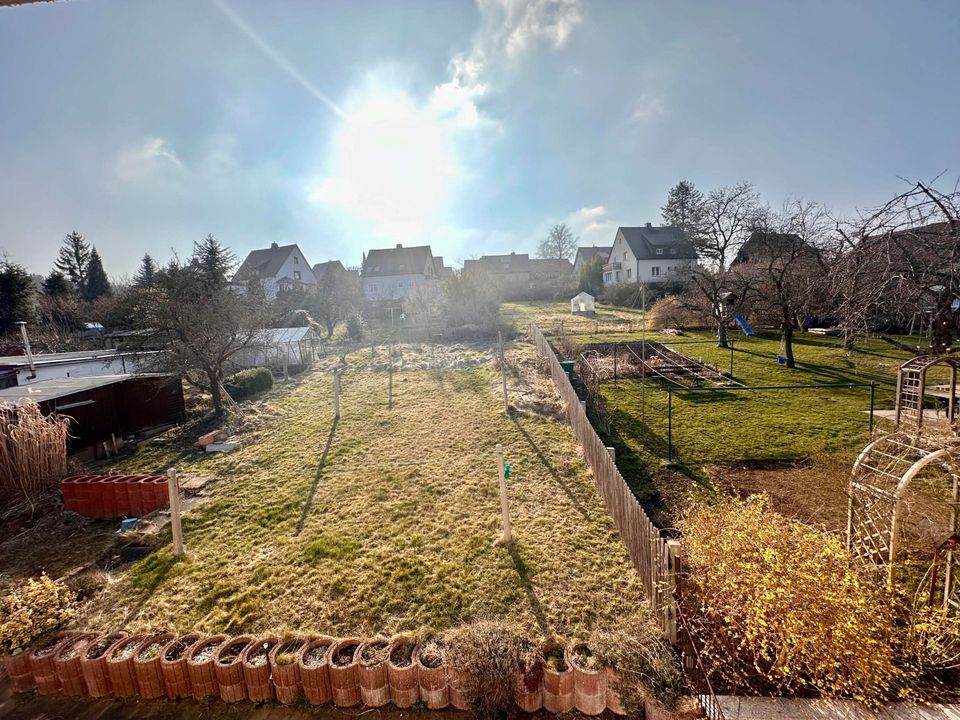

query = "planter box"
[[30, 635, 74, 695], [105, 635, 145, 698], [298, 636, 334, 706], [357, 637, 390, 708], [215, 635, 254, 703], [133, 633, 174, 700], [241, 636, 277, 703], [53, 634, 95, 696], [414, 641, 448, 709], [3, 651, 35, 693], [160, 633, 201, 700], [386, 638, 419, 708], [80, 632, 126, 698], [186, 634, 228, 700], [566, 643, 606, 715], [269, 637, 306, 705], [328, 637, 361, 708]]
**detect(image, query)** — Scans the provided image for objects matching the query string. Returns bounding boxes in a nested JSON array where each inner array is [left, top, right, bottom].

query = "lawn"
[[72, 354, 646, 639]]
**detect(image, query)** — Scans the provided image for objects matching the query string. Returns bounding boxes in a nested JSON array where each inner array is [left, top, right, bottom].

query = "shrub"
[[346, 312, 365, 341], [677, 494, 899, 703], [223, 367, 274, 401], [648, 295, 710, 330], [444, 620, 523, 720], [0, 574, 77, 655], [591, 613, 684, 713]]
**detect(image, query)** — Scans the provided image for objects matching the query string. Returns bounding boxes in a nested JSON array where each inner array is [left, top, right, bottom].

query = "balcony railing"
[[603, 261, 622, 271]]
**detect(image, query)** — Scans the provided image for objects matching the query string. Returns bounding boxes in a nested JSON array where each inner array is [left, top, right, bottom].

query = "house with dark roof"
[[572, 246, 612, 277], [360, 243, 438, 303], [463, 252, 532, 288], [233, 242, 316, 299], [603, 224, 696, 286], [529, 257, 574, 280]]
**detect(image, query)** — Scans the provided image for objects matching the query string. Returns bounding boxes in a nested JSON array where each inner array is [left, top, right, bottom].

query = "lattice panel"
[[849, 481, 897, 565]]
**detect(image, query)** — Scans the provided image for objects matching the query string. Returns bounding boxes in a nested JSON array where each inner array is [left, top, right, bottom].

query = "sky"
[[1, 0, 958, 278]]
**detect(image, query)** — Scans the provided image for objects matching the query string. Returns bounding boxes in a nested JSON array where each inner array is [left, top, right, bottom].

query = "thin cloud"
[[629, 92, 666, 122], [115, 137, 183, 180], [578, 205, 606, 218], [210, 0, 345, 118]]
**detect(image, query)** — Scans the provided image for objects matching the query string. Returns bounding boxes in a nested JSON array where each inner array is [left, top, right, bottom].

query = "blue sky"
[[1, 0, 958, 277]]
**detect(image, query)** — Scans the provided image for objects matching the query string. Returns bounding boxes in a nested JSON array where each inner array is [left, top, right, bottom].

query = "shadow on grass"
[[295, 416, 340, 536], [508, 414, 591, 521], [507, 542, 549, 636], [120, 551, 179, 627]]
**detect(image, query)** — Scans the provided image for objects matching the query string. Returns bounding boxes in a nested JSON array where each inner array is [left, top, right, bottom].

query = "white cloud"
[[578, 205, 606, 219], [629, 93, 666, 122], [115, 137, 183, 181]]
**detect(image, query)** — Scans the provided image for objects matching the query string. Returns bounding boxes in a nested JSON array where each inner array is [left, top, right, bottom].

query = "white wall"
[[363, 273, 428, 301], [13, 352, 153, 385], [261, 248, 317, 299]]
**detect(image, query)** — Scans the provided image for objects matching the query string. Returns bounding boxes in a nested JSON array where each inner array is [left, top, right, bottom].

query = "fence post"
[[499, 331, 509, 413], [496, 444, 512, 545], [388, 343, 393, 410], [667, 389, 673, 463], [665, 539, 681, 644], [869, 381, 876, 432], [333, 371, 341, 419], [606, 446, 615, 464], [166, 468, 184, 558], [729, 338, 735, 378], [613, 342, 618, 386]]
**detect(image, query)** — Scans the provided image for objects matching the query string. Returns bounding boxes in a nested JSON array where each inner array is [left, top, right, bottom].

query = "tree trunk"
[[783, 324, 795, 369], [717, 318, 729, 349], [930, 299, 956, 355], [209, 370, 224, 417], [842, 326, 856, 350]]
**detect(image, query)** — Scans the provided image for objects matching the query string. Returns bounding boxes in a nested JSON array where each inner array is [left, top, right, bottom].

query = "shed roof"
[[0, 374, 170, 407], [0, 348, 156, 369], [253, 326, 318, 344]]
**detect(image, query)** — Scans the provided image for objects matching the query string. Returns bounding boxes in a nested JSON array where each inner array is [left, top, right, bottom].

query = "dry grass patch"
[[77, 360, 645, 638]]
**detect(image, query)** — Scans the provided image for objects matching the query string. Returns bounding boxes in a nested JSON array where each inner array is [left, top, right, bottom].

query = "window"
[[670, 248, 676, 255], [294, 271, 301, 280], [294, 255, 299, 264], [651, 266, 660, 277], [623, 251, 627, 261], [615, 270, 621, 282], [626, 269, 632, 279], [398, 281, 404, 288], [656, 248, 663, 255]]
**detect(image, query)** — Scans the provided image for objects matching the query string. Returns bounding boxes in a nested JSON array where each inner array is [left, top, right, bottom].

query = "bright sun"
[[309, 89, 459, 238]]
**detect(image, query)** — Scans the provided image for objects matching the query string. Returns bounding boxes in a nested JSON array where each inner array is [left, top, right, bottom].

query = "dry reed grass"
[[0, 400, 69, 512]]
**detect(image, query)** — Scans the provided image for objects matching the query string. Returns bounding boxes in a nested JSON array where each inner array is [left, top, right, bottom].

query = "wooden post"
[[388, 344, 393, 410], [665, 539, 681, 643], [606, 446, 615, 464], [499, 331, 509, 413], [166, 468, 184, 558], [283, 354, 289, 382], [613, 343, 618, 386], [333, 372, 341, 419], [496, 444, 512, 544]]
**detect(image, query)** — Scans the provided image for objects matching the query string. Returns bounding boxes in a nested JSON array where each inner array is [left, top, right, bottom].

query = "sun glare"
[[309, 90, 459, 238]]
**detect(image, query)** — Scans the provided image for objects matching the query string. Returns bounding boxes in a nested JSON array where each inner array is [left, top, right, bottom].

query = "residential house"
[[233, 242, 316, 299], [361, 243, 438, 303], [463, 252, 532, 289], [432, 256, 455, 280], [572, 246, 612, 277], [733, 232, 818, 266], [530, 257, 574, 281], [603, 224, 696, 286]]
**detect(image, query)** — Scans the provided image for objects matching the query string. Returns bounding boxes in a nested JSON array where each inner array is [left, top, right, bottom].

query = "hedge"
[[224, 367, 274, 401]]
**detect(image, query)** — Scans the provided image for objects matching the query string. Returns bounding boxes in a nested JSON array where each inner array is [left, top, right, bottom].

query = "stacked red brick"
[[61, 474, 172, 518]]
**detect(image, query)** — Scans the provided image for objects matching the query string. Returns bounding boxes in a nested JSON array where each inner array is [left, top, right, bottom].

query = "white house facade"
[[602, 224, 696, 286], [361, 244, 438, 303], [233, 243, 317, 299]]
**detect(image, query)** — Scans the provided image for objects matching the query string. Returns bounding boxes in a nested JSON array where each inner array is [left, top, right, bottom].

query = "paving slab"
[[719, 697, 960, 720]]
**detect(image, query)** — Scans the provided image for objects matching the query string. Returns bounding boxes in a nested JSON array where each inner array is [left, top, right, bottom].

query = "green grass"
[[76, 361, 646, 638]]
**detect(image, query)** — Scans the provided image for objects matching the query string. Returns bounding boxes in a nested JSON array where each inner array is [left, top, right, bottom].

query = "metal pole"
[[613, 342, 618, 387], [333, 372, 341, 419], [499, 331, 509, 413], [496, 444, 512, 544], [667, 389, 673, 463], [729, 338, 735, 378], [869, 381, 876, 432], [166, 468, 184, 557], [388, 343, 393, 410]]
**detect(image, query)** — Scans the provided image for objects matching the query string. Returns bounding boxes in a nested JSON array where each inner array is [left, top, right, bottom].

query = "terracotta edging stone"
[[386, 637, 419, 708], [566, 642, 606, 715], [105, 635, 145, 698], [215, 635, 254, 703], [80, 632, 125, 698], [606, 667, 627, 715], [53, 634, 95, 696], [328, 637, 362, 708], [241, 636, 277, 703], [515, 647, 544, 713], [298, 635, 335, 706], [186, 634, 228, 700], [357, 636, 391, 708], [2, 651, 35, 693], [541, 639, 574, 714], [413, 639, 449, 710], [133, 632, 174, 700], [159, 633, 200, 700], [269, 637, 306, 705]]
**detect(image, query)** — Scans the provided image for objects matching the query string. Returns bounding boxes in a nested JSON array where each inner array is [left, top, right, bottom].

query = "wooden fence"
[[530, 323, 678, 638]]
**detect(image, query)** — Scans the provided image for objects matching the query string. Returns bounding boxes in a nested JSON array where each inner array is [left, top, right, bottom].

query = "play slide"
[[734, 315, 755, 336]]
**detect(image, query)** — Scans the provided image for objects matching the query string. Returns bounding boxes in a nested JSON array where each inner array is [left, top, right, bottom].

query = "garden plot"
[[75, 357, 646, 638]]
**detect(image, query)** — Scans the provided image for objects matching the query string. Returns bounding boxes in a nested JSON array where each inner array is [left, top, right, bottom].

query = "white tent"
[[570, 291, 596, 315]]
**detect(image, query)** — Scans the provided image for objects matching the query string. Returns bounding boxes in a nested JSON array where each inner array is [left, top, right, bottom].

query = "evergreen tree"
[[42, 270, 73, 298], [133, 253, 158, 288], [577, 255, 605, 296], [54, 230, 91, 290], [0, 260, 35, 333], [191, 234, 236, 290], [662, 180, 706, 235], [82, 247, 112, 301]]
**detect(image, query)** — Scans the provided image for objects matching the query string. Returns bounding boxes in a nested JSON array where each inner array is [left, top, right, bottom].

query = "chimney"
[[396, 243, 403, 249], [645, 222, 652, 228], [270, 242, 279, 249]]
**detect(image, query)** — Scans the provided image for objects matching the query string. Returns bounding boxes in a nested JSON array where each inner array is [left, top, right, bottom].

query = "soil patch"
[[418, 639, 445, 669], [332, 643, 358, 667], [302, 643, 331, 667], [390, 642, 414, 667], [359, 640, 389, 666]]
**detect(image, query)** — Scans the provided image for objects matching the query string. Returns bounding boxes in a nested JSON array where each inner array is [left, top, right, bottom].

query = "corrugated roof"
[[362, 245, 434, 278], [0, 349, 157, 368], [0, 374, 170, 406]]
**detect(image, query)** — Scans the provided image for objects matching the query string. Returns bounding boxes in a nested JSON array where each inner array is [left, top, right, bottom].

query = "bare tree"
[[306, 267, 362, 338], [134, 251, 268, 417], [831, 178, 960, 353], [537, 223, 579, 261], [686, 182, 761, 347], [741, 200, 831, 368]]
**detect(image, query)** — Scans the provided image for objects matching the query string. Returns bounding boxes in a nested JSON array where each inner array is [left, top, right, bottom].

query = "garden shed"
[[232, 326, 321, 371], [570, 291, 596, 315]]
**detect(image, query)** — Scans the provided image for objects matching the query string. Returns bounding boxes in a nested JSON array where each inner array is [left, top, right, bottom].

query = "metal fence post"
[[869, 381, 876, 432], [667, 389, 673, 463], [729, 338, 735, 378]]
